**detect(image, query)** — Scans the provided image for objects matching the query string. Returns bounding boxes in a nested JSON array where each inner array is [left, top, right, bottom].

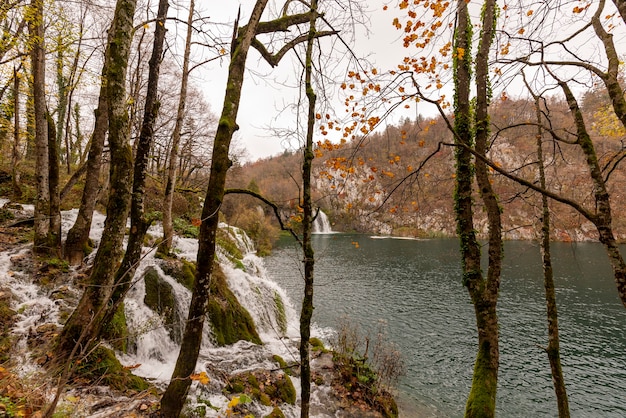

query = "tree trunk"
[[299, 3, 317, 416], [159, 2, 270, 415], [12, 66, 21, 199], [64, 71, 109, 265], [102, 0, 169, 330], [29, 0, 50, 254], [159, 0, 194, 256], [557, 77, 626, 307], [56, 0, 137, 358], [531, 91, 570, 418], [453, 1, 501, 416], [47, 113, 61, 256]]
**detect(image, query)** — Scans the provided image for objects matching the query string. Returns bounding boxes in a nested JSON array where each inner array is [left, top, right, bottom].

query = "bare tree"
[[159, 0, 194, 255]]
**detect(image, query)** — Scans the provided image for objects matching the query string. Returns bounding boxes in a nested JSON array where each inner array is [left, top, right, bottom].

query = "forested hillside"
[[229, 93, 626, 242]]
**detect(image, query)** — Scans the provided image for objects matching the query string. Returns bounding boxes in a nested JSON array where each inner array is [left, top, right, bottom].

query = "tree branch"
[[252, 30, 337, 67], [224, 188, 301, 244]]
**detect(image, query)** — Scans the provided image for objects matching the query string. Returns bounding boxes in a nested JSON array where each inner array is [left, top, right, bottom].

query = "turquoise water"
[[264, 234, 626, 417]]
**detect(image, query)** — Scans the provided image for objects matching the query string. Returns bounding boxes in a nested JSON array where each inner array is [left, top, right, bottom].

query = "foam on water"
[[2, 206, 333, 417]]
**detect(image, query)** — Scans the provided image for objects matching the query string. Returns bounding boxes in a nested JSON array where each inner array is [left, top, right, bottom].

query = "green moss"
[[259, 392, 272, 406], [274, 292, 287, 334], [309, 337, 326, 351], [143, 267, 181, 342], [0, 296, 16, 363], [272, 354, 292, 375], [101, 303, 128, 353], [264, 407, 285, 418], [207, 265, 261, 346], [464, 342, 497, 417], [274, 374, 296, 405], [73, 345, 150, 392], [0, 208, 15, 222], [215, 228, 243, 266], [159, 258, 196, 290]]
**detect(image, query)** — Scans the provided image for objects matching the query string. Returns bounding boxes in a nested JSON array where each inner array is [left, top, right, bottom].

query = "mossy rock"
[[216, 228, 244, 265], [225, 369, 296, 407], [0, 289, 16, 363], [207, 265, 261, 346], [159, 258, 195, 290], [272, 354, 296, 376], [273, 292, 287, 335], [264, 407, 285, 418], [101, 303, 129, 353], [143, 266, 182, 343], [310, 337, 327, 352], [73, 345, 150, 392]]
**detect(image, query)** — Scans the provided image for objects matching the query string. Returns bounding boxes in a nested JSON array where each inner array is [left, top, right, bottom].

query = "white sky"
[[190, 1, 413, 162], [185, 1, 626, 162]]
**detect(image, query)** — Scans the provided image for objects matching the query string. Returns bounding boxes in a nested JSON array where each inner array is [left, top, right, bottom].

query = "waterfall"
[[312, 210, 333, 233], [4, 207, 335, 416]]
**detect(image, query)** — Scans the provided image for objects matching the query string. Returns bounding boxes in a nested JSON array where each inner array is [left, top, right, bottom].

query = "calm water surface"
[[263, 234, 626, 417]]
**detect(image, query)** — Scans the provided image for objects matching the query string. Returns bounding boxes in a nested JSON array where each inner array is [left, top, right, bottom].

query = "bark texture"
[[453, 1, 501, 416], [299, 3, 318, 416], [29, 0, 50, 254], [11, 66, 21, 199], [64, 66, 109, 265], [57, 0, 137, 357], [557, 78, 626, 307], [159, 2, 270, 415], [102, 0, 169, 330]]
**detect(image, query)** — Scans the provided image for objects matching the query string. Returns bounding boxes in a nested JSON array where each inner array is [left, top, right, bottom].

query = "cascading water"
[[312, 210, 333, 234], [1, 202, 336, 417]]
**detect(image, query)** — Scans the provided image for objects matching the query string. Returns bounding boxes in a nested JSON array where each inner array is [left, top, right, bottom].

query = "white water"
[[312, 210, 333, 234], [0, 205, 334, 417]]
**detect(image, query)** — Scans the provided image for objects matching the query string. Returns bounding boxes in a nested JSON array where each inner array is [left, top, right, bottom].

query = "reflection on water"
[[264, 235, 626, 417]]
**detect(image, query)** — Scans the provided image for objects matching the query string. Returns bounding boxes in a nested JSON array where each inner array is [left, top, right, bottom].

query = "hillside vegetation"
[[227, 95, 626, 242]]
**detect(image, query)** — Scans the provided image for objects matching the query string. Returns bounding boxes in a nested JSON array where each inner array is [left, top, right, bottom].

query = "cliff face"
[[230, 99, 626, 242]]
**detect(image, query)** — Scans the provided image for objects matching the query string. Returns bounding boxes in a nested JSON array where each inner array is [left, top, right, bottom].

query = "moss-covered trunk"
[[299, 3, 317, 416], [47, 112, 62, 256], [56, 0, 137, 358], [12, 66, 21, 199], [101, 0, 169, 331], [453, 1, 501, 416], [29, 0, 50, 254], [64, 67, 109, 265], [159, 2, 270, 416], [557, 78, 626, 308]]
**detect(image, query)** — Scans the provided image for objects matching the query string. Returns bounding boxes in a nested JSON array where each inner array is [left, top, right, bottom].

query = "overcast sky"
[[191, 1, 410, 162], [188, 1, 626, 163]]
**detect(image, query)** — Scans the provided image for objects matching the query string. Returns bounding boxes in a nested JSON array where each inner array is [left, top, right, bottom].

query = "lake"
[[263, 234, 626, 417]]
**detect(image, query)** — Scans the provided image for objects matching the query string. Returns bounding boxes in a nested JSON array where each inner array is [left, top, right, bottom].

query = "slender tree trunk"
[[101, 0, 169, 329], [55, 34, 70, 174], [12, 66, 21, 199], [531, 92, 570, 417], [30, 0, 50, 254], [159, 0, 194, 256], [64, 53, 110, 265], [557, 78, 626, 307], [56, 0, 137, 358], [159, 2, 270, 415], [47, 113, 61, 256], [300, 3, 317, 416]]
